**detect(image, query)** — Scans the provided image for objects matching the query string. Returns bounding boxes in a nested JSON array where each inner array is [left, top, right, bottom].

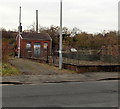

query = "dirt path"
[[9, 58, 76, 75]]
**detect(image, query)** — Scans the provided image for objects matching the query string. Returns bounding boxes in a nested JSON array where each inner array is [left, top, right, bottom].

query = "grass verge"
[[2, 63, 20, 76]]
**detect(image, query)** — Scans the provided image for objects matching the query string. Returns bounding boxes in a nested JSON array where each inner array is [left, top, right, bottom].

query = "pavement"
[[2, 72, 119, 84], [2, 80, 118, 107], [1, 58, 119, 84]]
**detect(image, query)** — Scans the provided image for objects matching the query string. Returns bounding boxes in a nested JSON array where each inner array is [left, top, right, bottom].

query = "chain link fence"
[[51, 46, 120, 65], [19, 45, 120, 66]]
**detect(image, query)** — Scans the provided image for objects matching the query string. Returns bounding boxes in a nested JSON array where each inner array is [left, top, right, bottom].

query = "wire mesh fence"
[[19, 45, 120, 66], [51, 46, 120, 66]]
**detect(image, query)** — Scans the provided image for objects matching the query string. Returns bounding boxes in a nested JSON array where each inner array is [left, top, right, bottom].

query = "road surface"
[[2, 80, 119, 107]]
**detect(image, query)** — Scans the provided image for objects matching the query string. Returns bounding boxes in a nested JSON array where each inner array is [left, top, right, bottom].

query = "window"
[[44, 43, 48, 49], [26, 42, 31, 49]]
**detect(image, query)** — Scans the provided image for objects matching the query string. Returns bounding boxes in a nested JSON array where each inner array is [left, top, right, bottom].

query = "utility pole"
[[59, 0, 62, 69], [18, 6, 22, 58]]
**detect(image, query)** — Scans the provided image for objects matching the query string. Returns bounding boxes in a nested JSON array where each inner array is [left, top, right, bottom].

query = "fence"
[[17, 48, 120, 72], [20, 48, 50, 61], [19, 47, 120, 66], [51, 47, 120, 65], [63, 53, 100, 61]]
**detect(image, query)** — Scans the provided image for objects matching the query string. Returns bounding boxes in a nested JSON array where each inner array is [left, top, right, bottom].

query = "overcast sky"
[[0, 0, 119, 33]]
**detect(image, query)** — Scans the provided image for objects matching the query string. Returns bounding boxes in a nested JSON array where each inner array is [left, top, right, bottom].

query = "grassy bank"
[[2, 63, 20, 76]]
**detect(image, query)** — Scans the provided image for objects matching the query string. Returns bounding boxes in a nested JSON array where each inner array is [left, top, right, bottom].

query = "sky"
[[0, 0, 119, 33]]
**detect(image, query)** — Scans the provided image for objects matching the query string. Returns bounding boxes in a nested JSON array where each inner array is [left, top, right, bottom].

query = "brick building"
[[15, 32, 52, 58]]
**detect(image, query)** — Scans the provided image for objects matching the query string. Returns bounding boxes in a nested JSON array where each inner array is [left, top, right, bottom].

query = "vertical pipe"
[[36, 10, 38, 33], [59, 0, 62, 69]]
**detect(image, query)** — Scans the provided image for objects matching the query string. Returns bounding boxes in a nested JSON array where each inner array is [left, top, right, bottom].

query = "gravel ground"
[[1, 58, 119, 84]]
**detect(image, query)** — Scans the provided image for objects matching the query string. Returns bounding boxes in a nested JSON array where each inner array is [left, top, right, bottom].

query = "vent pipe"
[[36, 10, 38, 33], [18, 6, 22, 32]]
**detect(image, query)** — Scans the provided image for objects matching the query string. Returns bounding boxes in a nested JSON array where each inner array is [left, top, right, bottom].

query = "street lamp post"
[[59, 0, 62, 69], [18, 6, 22, 58]]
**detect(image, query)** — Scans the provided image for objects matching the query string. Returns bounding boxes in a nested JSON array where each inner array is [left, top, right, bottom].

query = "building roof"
[[21, 32, 51, 41]]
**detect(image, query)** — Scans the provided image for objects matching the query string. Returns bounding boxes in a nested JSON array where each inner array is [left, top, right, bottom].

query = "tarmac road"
[[2, 80, 119, 107]]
